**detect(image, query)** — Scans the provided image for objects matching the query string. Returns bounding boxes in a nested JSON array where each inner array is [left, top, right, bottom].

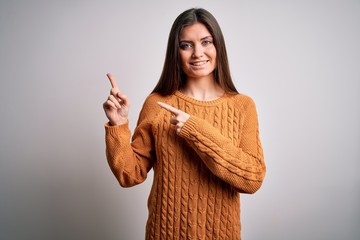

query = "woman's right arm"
[[103, 73, 130, 126], [103, 73, 155, 187]]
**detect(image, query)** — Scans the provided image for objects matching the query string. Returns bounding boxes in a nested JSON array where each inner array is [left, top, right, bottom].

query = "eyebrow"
[[179, 35, 213, 42]]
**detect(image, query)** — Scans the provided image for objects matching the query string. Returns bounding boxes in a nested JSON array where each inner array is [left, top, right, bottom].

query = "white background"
[[1, 0, 359, 239]]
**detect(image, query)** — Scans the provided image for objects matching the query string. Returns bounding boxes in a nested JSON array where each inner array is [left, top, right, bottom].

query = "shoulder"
[[142, 93, 170, 108], [143, 92, 179, 108], [227, 93, 260, 124], [229, 93, 257, 110], [139, 93, 173, 116]]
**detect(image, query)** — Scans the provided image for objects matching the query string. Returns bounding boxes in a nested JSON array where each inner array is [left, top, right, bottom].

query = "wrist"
[[110, 118, 128, 126]]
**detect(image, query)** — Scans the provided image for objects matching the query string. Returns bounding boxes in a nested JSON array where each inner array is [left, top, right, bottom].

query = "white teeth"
[[191, 61, 207, 66]]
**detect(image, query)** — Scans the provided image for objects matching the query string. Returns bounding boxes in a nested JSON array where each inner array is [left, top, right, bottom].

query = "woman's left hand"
[[157, 102, 190, 133]]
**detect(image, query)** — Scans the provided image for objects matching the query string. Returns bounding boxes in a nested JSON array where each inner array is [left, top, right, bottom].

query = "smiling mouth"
[[190, 60, 209, 66]]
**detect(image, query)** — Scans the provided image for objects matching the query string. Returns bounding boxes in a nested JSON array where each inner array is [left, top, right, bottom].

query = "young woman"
[[103, 8, 266, 240]]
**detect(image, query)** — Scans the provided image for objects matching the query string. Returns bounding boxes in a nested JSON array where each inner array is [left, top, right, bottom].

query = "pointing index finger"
[[107, 73, 118, 89], [157, 102, 180, 115]]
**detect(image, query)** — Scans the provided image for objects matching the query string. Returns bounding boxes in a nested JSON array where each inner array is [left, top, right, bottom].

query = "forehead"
[[179, 22, 212, 40]]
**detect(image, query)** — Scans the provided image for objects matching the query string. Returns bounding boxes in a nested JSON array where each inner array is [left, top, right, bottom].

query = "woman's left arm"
[[158, 98, 266, 194]]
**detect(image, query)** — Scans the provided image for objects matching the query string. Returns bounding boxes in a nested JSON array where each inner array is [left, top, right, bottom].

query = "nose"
[[192, 44, 204, 58]]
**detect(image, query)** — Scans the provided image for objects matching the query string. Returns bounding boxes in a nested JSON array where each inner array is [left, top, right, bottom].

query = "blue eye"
[[202, 40, 212, 46], [180, 42, 192, 49]]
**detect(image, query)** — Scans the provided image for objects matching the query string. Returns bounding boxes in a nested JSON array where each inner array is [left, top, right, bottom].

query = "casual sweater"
[[105, 90, 266, 240]]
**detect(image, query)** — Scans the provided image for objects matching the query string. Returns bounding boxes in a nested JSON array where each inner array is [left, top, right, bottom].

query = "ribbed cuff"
[[179, 116, 200, 138], [104, 120, 129, 134]]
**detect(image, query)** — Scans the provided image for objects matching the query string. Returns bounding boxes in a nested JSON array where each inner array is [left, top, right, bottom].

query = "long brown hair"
[[152, 8, 238, 95]]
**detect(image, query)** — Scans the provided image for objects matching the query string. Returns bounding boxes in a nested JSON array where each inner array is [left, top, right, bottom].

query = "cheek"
[[206, 48, 217, 68], [209, 47, 217, 60], [179, 52, 190, 67]]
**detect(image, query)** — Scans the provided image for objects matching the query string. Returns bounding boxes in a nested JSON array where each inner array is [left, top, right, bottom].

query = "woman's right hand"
[[103, 73, 130, 126]]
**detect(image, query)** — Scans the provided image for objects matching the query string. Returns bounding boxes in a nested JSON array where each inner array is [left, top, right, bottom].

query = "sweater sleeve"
[[178, 97, 266, 194], [105, 96, 156, 187]]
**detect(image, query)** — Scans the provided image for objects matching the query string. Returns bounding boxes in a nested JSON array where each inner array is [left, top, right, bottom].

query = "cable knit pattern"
[[105, 90, 266, 240]]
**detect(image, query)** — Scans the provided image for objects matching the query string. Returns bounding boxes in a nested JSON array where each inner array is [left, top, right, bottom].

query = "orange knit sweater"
[[105, 90, 266, 240]]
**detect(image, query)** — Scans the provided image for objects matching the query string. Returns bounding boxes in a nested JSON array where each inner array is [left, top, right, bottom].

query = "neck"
[[181, 76, 225, 101]]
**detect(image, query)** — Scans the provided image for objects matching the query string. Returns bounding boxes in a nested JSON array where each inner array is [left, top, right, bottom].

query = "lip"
[[190, 60, 209, 66]]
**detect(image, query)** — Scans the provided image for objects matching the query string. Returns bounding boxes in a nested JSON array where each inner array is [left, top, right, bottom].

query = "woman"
[[103, 8, 266, 240]]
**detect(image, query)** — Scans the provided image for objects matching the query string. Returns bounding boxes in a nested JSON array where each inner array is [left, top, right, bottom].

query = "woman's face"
[[179, 22, 217, 80]]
